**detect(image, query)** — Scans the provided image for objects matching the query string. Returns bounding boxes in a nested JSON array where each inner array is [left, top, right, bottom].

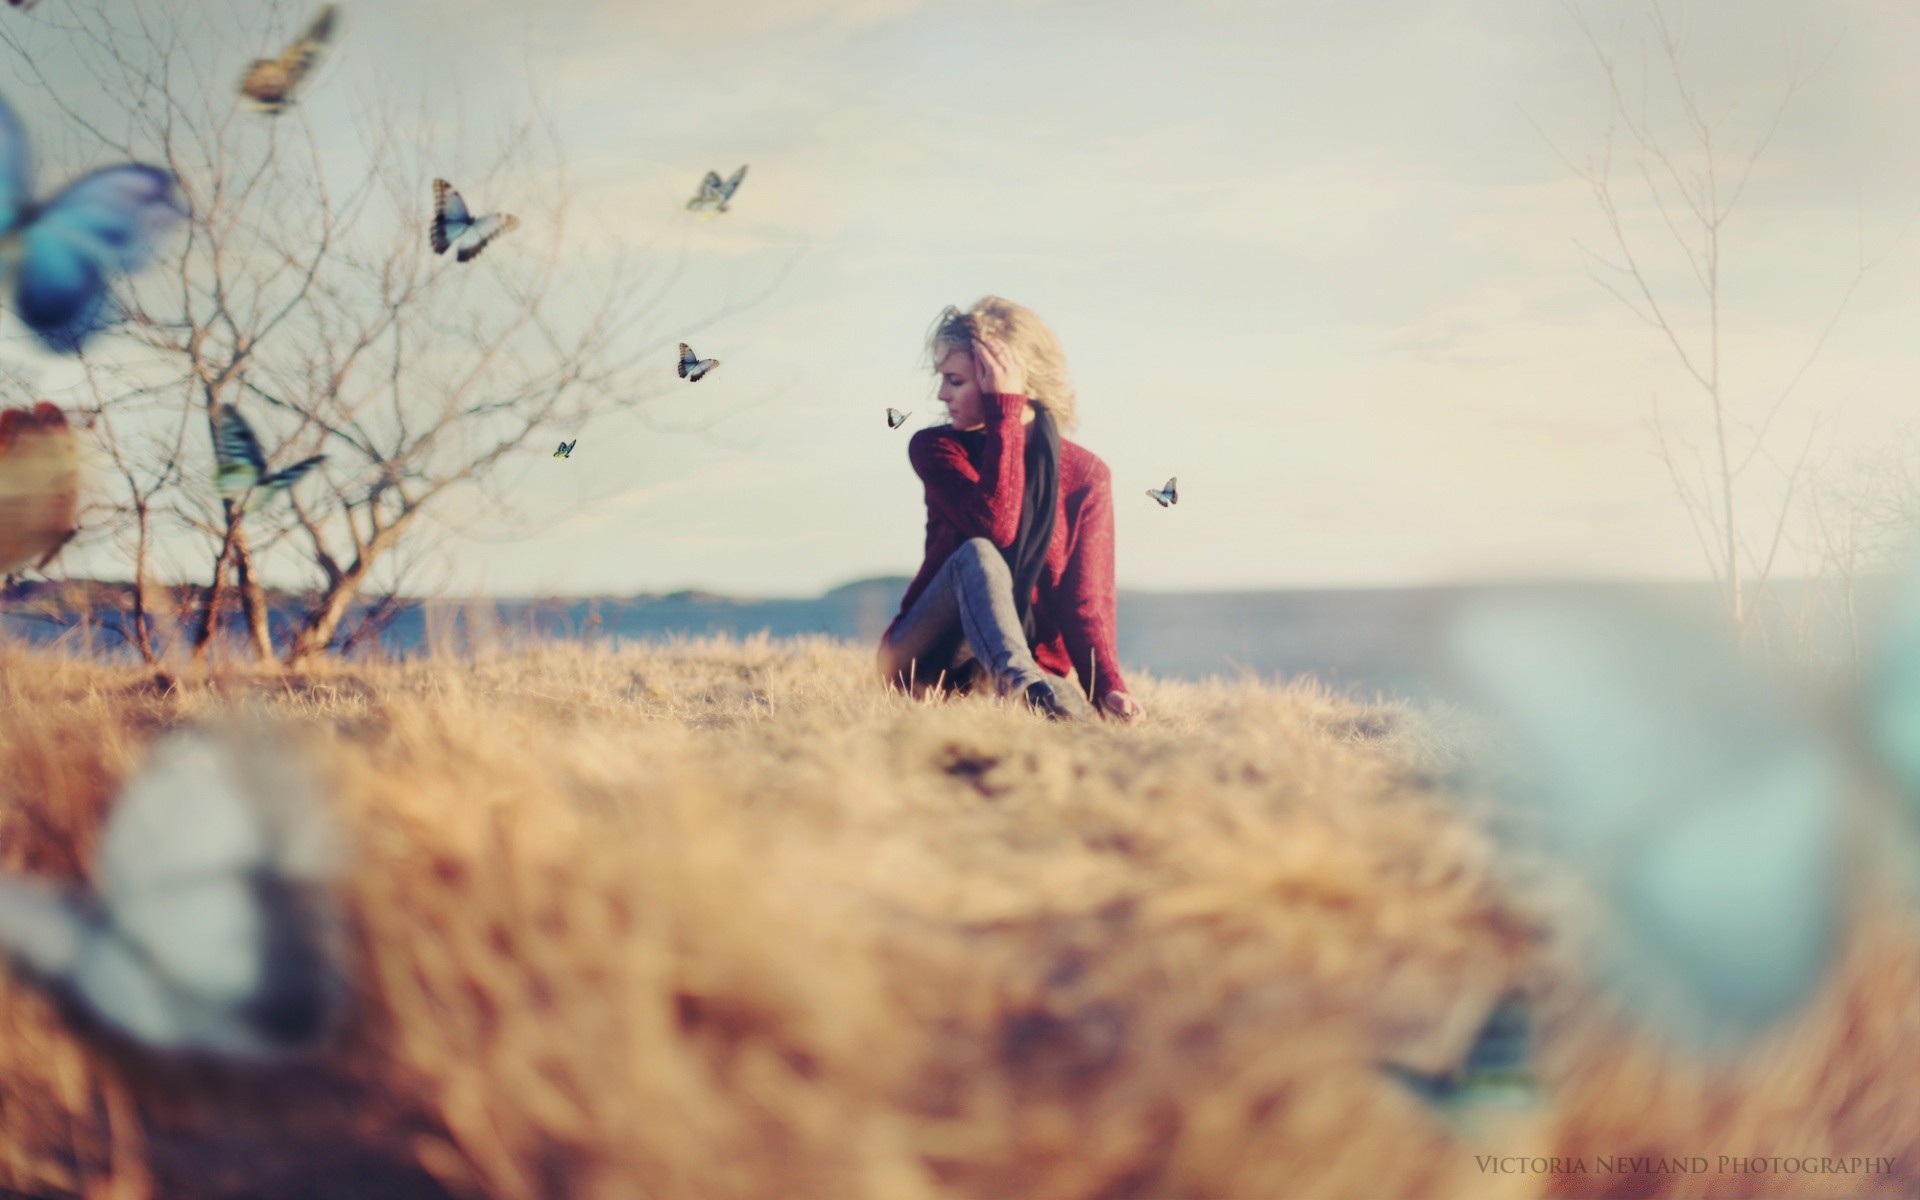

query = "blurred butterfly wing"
[[0, 91, 31, 230], [1458, 995, 1530, 1083], [720, 164, 747, 205], [686, 171, 723, 211], [1446, 597, 1843, 1050], [98, 734, 275, 1006], [239, 59, 291, 112], [685, 357, 717, 382], [454, 212, 518, 263], [0, 876, 89, 981], [677, 343, 697, 378], [1378, 1061, 1454, 1107], [15, 165, 186, 353], [0, 404, 80, 574], [1380, 998, 1536, 1144], [431, 179, 470, 254], [241, 4, 337, 112], [1862, 550, 1920, 822], [213, 406, 265, 495], [887, 408, 908, 429], [260, 454, 325, 492], [301, 4, 340, 47], [98, 732, 344, 1053], [69, 918, 323, 1057], [0, 877, 216, 1056]]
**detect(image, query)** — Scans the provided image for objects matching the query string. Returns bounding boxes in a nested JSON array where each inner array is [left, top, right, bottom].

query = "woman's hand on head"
[[973, 335, 1027, 399], [1101, 691, 1143, 723]]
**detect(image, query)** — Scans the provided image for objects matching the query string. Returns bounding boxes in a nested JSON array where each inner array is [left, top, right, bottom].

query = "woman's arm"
[[908, 392, 1029, 547], [1056, 459, 1130, 707]]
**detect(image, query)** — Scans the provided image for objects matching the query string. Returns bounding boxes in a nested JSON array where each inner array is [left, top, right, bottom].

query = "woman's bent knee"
[[952, 537, 1009, 581]]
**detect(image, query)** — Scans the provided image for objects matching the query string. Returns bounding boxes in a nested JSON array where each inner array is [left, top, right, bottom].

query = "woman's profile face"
[[935, 344, 986, 431]]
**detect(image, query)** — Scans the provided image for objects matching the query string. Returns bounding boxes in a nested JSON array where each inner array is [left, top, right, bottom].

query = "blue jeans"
[[878, 538, 1089, 712]]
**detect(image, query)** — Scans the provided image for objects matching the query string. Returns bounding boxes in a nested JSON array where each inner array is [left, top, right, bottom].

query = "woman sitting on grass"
[[877, 297, 1141, 722]]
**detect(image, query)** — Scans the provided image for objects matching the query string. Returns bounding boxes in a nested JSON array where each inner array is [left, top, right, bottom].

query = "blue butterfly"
[[431, 179, 518, 264], [0, 92, 188, 354], [677, 342, 718, 382], [1439, 579, 1920, 1053]]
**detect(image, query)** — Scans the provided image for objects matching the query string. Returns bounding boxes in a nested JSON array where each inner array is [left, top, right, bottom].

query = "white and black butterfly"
[[677, 342, 718, 382], [1146, 477, 1177, 507], [239, 5, 339, 115], [431, 179, 519, 264], [685, 164, 747, 216], [0, 731, 346, 1059], [554, 439, 576, 459], [886, 408, 911, 430], [213, 405, 324, 507]]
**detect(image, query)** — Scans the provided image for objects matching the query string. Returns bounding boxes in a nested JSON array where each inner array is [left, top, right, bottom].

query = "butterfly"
[[8, 1, 41, 11], [887, 408, 911, 429], [431, 179, 519, 264], [685, 164, 747, 216], [1380, 994, 1537, 1121], [554, 439, 576, 459], [239, 5, 339, 115], [213, 404, 325, 506], [0, 731, 346, 1058], [1442, 589, 1887, 1053], [0, 93, 188, 354], [0, 402, 78, 574], [678, 342, 718, 382], [1146, 477, 1177, 507]]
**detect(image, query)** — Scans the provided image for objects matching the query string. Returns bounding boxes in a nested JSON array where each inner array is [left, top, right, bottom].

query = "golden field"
[[0, 636, 1914, 1200]]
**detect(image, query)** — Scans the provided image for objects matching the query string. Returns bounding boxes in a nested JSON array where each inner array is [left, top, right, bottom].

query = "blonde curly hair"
[[926, 296, 1079, 432]]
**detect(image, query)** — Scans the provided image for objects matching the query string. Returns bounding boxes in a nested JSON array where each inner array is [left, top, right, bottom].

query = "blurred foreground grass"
[[0, 636, 1914, 1200]]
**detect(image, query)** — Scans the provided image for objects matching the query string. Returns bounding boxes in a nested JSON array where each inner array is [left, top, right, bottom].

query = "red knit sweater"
[[886, 392, 1129, 703]]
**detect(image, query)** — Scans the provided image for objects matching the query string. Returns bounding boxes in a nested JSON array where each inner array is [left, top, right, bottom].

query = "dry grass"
[[0, 636, 1914, 1200]]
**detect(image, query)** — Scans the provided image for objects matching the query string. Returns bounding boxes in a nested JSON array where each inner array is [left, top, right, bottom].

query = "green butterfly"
[[1381, 994, 1538, 1124], [214, 405, 324, 507]]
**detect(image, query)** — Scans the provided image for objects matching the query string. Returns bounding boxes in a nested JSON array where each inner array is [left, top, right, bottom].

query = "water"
[[2, 576, 1880, 700]]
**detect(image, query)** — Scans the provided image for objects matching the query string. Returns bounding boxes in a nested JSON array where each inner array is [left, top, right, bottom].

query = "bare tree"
[[1799, 430, 1920, 672], [1, 0, 782, 666], [1539, 1, 1894, 636], [75, 372, 193, 665]]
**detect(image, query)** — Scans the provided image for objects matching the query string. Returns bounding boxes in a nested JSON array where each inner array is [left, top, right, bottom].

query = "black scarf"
[[959, 404, 1060, 644]]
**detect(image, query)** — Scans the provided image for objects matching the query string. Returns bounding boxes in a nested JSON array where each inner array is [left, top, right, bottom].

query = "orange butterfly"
[[0, 402, 79, 574]]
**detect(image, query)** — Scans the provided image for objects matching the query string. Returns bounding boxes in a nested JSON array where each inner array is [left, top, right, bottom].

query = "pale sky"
[[19, 0, 1920, 596]]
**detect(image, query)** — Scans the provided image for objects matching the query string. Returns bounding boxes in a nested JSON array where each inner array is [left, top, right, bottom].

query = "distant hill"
[[819, 576, 914, 603]]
